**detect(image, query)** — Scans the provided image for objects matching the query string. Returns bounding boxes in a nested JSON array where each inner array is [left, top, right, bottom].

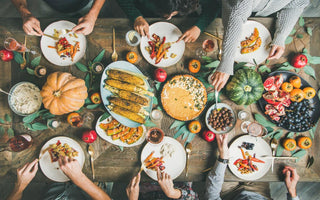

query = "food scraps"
[[144, 151, 165, 171], [234, 147, 264, 174], [48, 37, 79, 61], [46, 140, 79, 162]]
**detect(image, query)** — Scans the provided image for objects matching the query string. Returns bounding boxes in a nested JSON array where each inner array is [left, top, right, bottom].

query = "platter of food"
[[141, 136, 186, 181], [205, 103, 236, 134], [228, 135, 272, 181], [140, 22, 185, 67], [39, 136, 85, 182], [40, 20, 86, 66], [100, 61, 153, 127], [257, 71, 320, 132], [161, 75, 207, 121], [95, 115, 146, 147], [234, 20, 272, 65]]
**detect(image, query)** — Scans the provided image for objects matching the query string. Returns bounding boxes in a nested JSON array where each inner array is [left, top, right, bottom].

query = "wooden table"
[[0, 18, 319, 183]]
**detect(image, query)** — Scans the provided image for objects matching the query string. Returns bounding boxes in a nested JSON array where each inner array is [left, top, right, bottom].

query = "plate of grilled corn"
[[96, 115, 146, 147], [100, 61, 154, 127]]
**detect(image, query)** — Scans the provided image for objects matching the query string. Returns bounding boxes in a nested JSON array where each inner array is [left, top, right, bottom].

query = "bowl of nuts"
[[205, 103, 236, 134]]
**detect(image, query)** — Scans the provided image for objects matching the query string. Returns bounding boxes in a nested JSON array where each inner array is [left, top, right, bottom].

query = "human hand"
[[283, 166, 299, 198], [216, 134, 229, 159], [210, 71, 230, 92], [22, 15, 43, 36], [16, 159, 38, 192], [177, 26, 201, 43], [58, 156, 83, 181], [72, 13, 97, 35], [126, 172, 140, 200], [156, 168, 181, 198], [268, 45, 285, 60], [134, 16, 150, 38]]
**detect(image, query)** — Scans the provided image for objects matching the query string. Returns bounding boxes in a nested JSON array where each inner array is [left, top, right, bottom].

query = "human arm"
[[269, 0, 309, 60], [283, 166, 300, 200], [10, 0, 43, 36], [126, 172, 141, 200], [204, 134, 229, 200], [58, 157, 111, 200], [72, 0, 105, 35], [6, 159, 38, 200]]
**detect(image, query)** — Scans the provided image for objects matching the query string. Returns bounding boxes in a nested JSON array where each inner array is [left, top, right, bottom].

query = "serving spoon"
[[88, 144, 95, 180], [270, 139, 278, 172], [0, 88, 11, 96], [185, 143, 192, 177], [111, 27, 118, 62]]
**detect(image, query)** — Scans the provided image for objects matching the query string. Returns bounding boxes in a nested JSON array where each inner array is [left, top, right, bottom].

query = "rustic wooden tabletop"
[[0, 18, 319, 182]]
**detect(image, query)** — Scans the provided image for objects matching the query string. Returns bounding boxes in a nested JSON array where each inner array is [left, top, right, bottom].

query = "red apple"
[[291, 54, 308, 68], [154, 68, 167, 82], [202, 130, 215, 142], [0, 49, 14, 62], [82, 130, 97, 143]]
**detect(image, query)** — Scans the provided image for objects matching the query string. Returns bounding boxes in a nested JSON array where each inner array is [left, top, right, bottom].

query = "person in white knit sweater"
[[210, 0, 310, 91]]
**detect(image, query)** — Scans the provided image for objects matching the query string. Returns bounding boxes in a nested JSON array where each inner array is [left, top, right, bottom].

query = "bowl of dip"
[[146, 127, 164, 144]]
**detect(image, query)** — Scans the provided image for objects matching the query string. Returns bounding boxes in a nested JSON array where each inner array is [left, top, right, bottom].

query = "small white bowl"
[[125, 30, 141, 46]]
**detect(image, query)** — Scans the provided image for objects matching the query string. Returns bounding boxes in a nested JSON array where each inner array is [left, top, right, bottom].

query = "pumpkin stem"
[[244, 85, 252, 92], [53, 90, 62, 97]]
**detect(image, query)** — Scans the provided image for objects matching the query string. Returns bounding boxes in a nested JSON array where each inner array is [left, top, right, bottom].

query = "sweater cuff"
[[271, 34, 286, 48], [216, 58, 235, 75]]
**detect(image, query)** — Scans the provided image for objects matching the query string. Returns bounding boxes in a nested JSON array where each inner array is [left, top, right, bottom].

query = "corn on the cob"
[[104, 85, 149, 106], [108, 97, 149, 116], [105, 79, 154, 97], [107, 69, 146, 88], [108, 104, 146, 124]]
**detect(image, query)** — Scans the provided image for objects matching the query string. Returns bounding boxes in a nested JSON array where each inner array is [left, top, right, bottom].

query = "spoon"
[[20, 36, 27, 69], [0, 88, 11, 96], [215, 90, 219, 109], [185, 143, 192, 177], [88, 144, 95, 180], [270, 139, 278, 172], [111, 27, 118, 62]]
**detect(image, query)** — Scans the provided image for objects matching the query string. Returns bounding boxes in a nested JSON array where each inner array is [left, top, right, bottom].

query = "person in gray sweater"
[[210, 0, 310, 91], [205, 133, 300, 200]]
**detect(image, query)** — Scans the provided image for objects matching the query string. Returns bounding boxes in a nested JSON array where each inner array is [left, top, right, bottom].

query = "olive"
[[216, 127, 222, 131]]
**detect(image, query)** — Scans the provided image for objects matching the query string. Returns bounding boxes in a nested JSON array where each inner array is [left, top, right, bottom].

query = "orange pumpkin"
[[297, 136, 312, 149], [283, 138, 296, 151], [281, 82, 293, 93], [126, 52, 138, 64], [188, 120, 201, 134], [188, 59, 201, 73], [289, 76, 301, 89], [303, 87, 316, 99], [290, 89, 305, 102], [40, 72, 88, 115]]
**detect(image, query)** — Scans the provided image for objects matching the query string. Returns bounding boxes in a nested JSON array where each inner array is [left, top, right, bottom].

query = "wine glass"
[[4, 37, 29, 52]]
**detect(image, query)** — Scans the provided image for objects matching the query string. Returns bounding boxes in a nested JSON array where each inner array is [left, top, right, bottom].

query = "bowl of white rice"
[[8, 82, 42, 116]]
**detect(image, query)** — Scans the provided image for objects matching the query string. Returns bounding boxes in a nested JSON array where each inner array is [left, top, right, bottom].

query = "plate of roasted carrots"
[[228, 135, 272, 180], [40, 20, 86, 66], [141, 136, 186, 181], [140, 22, 185, 67], [100, 61, 154, 127], [96, 115, 146, 147]]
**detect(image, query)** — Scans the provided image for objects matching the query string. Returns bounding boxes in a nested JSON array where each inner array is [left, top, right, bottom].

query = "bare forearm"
[[10, 0, 31, 17], [6, 184, 24, 200], [87, 0, 105, 19], [167, 188, 182, 199], [72, 173, 111, 200]]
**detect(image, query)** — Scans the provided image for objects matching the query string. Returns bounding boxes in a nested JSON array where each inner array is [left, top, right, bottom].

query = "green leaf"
[[75, 107, 84, 113], [234, 62, 248, 71], [86, 104, 100, 109], [266, 127, 274, 133], [88, 61, 93, 68], [309, 56, 320, 64], [307, 27, 313, 36], [41, 112, 55, 120], [201, 56, 214, 63], [292, 149, 306, 162], [182, 131, 190, 140], [304, 65, 316, 79], [306, 156, 314, 168], [75, 62, 89, 72], [309, 129, 314, 139], [258, 65, 271, 73], [173, 125, 188, 139], [85, 73, 90, 89], [13, 51, 24, 64], [302, 48, 308, 54], [290, 28, 296, 35], [0, 118, 5, 123], [118, 146, 124, 151], [144, 119, 156, 127], [7, 128, 14, 137], [85, 97, 92, 104], [30, 56, 41, 68], [31, 122, 48, 130], [4, 114, 11, 122], [295, 68, 300, 73], [277, 65, 295, 71], [23, 112, 40, 123], [296, 34, 303, 39], [170, 120, 185, 130], [254, 113, 276, 127], [275, 145, 284, 157], [99, 112, 110, 122], [205, 60, 220, 68], [299, 17, 305, 27], [155, 82, 161, 91], [152, 96, 158, 105], [93, 49, 106, 63], [287, 132, 295, 138], [285, 36, 293, 45], [186, 133, 196, 144], [265, 59, 270, 64], [273, 130, 283, 140], [0, 127, 5, 137], [196, 76, 213, 89], [26, 67, 35, 75], [207, 92, 215, 103]]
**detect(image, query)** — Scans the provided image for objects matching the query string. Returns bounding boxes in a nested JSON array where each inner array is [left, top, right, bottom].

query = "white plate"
[[141, 136, 186, 181], [235, 20, 272, 65], [228, 135, 272, 180], [95, 115, 146, 147], [40, 20, 86, 66], [140, 22, 185, 67], [100, 61, 153, 127], [205, 103, 236, 134], [39, 136, 85, 182]]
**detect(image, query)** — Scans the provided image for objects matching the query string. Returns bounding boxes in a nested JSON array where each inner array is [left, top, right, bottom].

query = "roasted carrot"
[[48, 45, 56, 49], [240, 147, 246, 159], [58, 48, 69, 56], [71, 42, 79, 61], [144, 151, 154, 163], [251, 157, 265, 163]]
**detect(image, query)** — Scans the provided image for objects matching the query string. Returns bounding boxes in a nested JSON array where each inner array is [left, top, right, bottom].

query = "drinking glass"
[[247, 122, 268, 137], [4, 37, 29, 52]]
